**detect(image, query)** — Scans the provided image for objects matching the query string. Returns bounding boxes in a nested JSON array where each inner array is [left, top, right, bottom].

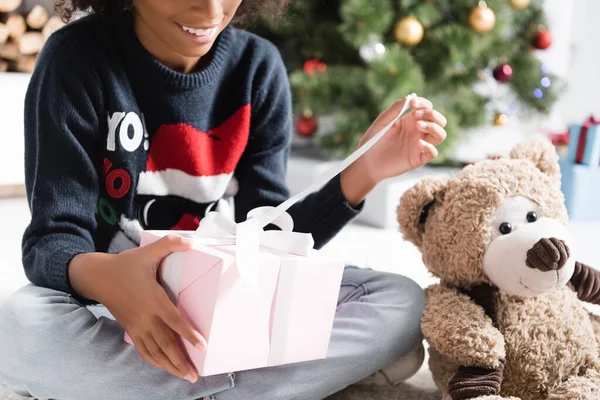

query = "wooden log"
[[42, 16, 65, 40], [26, 5, 49, 30], [0, 59, 8, 72], [0, 22, 8, 44], [15, 54, 36, 72], [18, 31, 43, 55], [6, 14, 26, 40], [0, 41, 18, 61], [0, 0, 22, 13]]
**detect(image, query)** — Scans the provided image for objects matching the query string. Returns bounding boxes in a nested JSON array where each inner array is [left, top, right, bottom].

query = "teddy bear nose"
[[526, 237, 571, 272]]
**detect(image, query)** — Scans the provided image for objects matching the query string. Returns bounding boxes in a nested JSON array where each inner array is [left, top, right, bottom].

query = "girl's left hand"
[[360, 95, 447, 181], [340, 95, 447, 205]]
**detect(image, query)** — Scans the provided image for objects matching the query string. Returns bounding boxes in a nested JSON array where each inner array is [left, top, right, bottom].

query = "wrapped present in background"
[[559, 116, 600, 220]]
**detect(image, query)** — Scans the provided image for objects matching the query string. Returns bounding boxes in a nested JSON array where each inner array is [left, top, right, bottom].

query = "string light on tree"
[[509, 0, 530, 9], [540, 76, 551, 88], [359, 35, 386, 62], [469, 1, 496, 33], [394, 16, 424, 46]]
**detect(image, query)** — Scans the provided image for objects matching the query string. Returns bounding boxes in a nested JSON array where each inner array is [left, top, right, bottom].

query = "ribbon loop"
[[247, 206, 294, 232]]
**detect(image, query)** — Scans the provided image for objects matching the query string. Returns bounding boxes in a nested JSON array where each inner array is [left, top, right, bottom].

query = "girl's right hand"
[[69, 235, 206, 383]]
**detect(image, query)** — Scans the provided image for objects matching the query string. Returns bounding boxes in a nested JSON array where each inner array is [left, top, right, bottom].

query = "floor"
[[1, 197, 599, 400]]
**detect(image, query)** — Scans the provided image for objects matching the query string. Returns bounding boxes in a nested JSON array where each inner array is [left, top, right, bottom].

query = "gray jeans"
[[0, 267, 425, 400]]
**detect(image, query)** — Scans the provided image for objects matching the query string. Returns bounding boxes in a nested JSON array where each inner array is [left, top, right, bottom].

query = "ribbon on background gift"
[[193, 94, 417, 290], [575, 116, 600, 164]]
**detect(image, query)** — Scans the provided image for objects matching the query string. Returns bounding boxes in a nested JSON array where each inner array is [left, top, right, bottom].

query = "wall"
[[0, 74, 29, 186], [550, 0, 600, 124]]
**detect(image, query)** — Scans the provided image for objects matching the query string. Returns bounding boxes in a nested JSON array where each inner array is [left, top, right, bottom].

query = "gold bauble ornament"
[[469, 2, 496, 33], [394, 17, 424, 46], [509, 0, 530, 9], [494, 113, 508, 126]]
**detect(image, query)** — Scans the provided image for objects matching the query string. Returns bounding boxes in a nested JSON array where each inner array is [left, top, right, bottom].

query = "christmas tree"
[[248, 0, 559, 162]]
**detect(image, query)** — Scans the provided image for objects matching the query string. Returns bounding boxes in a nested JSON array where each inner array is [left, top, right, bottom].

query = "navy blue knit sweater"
[[23, 16, 360, 295], [22, 15, 362, 298]]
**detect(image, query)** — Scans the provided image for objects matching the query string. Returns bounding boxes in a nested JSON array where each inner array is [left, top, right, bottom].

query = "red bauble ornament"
[[303, 59, 327, 76], [493, 63, 513, 82], [296, 116, 318, 137], [533, 29, 552, 50]]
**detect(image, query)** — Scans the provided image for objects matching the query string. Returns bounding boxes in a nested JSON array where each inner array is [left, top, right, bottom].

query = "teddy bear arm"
[[569, 262, 600, 304], [423, 284, 505, 369]]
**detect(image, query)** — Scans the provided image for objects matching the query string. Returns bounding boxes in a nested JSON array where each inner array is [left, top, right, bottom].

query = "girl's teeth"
[[181, 25, 214, 37]]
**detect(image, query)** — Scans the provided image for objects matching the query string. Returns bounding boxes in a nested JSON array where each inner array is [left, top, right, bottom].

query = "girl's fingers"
[[144, 333, 195, 383], [372, 97, 412, 127], [152, 319, 198, 382], [157, 288, 207, 351], [414, 108, 447, 128], [411, 96, 433, 110], [419, 140, 439, 164], [417, 120, 447, 146], [146, 234, 193, 263], [133, 335, 161, 369]]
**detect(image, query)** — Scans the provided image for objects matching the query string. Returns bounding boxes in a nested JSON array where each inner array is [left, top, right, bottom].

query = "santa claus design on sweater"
[[104, 104, 251, 254]]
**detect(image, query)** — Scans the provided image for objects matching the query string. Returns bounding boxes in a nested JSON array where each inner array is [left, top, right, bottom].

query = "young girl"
[[0, 1, 447, 399]]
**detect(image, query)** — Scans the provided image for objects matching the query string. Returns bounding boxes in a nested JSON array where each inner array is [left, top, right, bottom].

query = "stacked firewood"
[[0, 0, 64, 73]]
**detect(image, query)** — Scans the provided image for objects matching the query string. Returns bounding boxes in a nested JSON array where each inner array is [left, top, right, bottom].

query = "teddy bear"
[[396, 138, 600, 400]]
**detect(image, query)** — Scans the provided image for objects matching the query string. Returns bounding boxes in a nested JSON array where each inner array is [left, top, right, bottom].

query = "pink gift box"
[[124, 230, 344, 377]]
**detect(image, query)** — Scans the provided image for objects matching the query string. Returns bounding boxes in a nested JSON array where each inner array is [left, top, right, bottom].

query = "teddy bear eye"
[[499, 222, 512, 235], [526, 211, 538, 223]]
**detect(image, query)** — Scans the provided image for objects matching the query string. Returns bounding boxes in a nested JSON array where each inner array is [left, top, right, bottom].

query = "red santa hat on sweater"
[[137, 105, 250, 204]]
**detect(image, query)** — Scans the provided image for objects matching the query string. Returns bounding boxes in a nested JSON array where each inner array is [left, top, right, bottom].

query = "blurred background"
[[0, 1, 599, 398]]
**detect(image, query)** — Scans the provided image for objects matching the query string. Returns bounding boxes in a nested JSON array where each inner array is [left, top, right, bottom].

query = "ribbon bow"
[[195, 207, 315, 256], [193, 94, 416, 290]]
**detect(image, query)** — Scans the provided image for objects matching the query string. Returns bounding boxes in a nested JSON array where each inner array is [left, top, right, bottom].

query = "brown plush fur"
[[397, 138, 600, 400], [496, 287, 599, 399], [422, 285, 505, 368]]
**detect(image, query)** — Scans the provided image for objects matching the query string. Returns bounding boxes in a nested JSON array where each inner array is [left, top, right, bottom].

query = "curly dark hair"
[[55, 0, 290, 26]]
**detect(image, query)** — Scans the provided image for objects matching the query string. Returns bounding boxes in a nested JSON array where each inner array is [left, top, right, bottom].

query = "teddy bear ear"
[[509, 137, 560, 181], [397, 177, 448, 248]]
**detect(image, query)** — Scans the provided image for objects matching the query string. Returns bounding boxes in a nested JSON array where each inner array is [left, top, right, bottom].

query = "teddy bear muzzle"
[[526, 237, 571, 272]]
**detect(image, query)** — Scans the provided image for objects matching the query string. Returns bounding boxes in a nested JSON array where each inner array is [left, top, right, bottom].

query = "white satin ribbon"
[[194, 207, 315, 256], [194, 94, 416, 290]]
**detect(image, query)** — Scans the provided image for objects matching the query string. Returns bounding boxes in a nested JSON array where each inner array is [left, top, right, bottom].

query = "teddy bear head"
[[397, 138, 576, 296]]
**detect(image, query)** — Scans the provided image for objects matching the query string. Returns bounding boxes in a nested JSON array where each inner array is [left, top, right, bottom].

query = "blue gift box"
[[560, 118, 600, 220]]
